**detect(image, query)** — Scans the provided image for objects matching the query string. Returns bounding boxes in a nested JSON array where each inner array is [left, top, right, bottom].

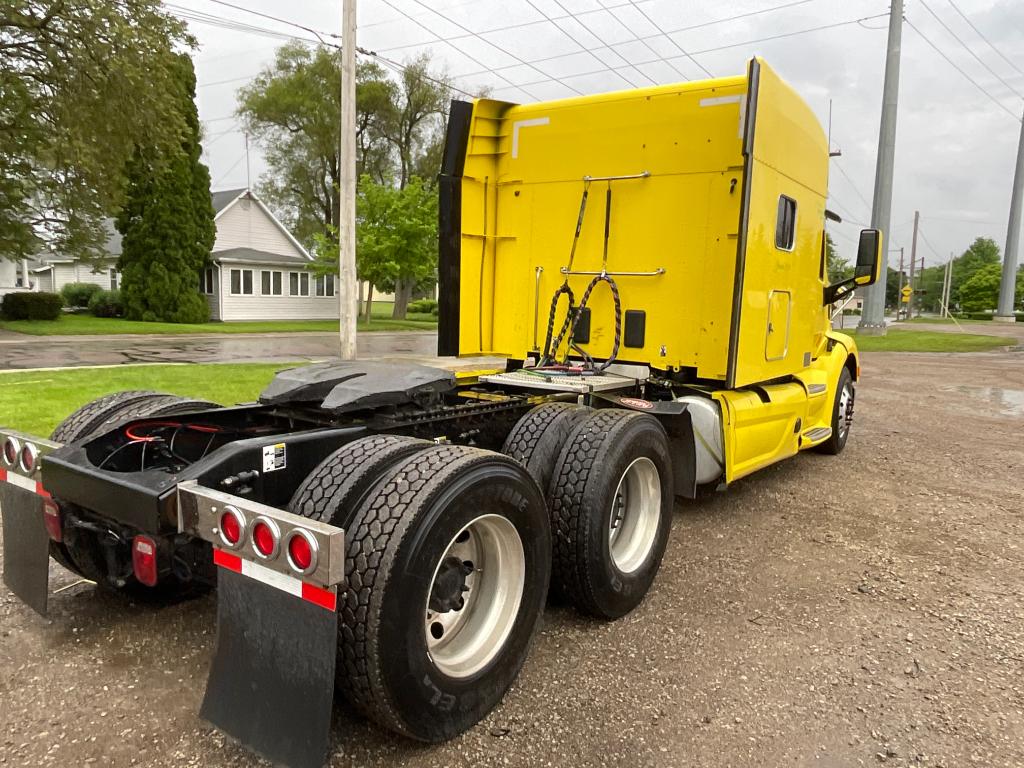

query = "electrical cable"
[[946, 0, 1024, 80], [905, 18, 1022, 122], [624, 0, 713, 78], [482, 12, 890, 94], [919, 0, 1024, 100]]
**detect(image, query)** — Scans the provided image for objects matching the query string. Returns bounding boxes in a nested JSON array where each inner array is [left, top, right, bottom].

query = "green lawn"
[[0, 302, 437, 336], [0, 363, 287, 436], [849, 328, 1010, 352]]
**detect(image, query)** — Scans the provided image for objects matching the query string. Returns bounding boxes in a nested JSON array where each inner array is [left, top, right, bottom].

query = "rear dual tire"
[[548, 409, 674, 619], [290, 439, 551, 742]]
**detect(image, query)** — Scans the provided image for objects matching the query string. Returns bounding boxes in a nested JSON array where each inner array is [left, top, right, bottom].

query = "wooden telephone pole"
[[338, 0, 358, 358]]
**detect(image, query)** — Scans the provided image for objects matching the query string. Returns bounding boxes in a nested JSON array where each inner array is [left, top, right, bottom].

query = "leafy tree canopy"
[[1, 1, 194, 262], [238, 46, 455, 317]]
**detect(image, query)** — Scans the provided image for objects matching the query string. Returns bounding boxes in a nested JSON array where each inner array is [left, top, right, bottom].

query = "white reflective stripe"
[[3, 472, 37, 493], [511, 116, 550, 159], [698, 95, 744, 107], [240, 556, 303, 599]]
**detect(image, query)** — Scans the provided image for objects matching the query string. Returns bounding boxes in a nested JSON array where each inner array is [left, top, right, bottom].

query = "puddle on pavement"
[[940, 385, 1024, 416]]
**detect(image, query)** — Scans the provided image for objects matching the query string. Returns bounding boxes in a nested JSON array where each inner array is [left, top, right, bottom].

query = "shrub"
[[88, 289, 124, 318], [1, 291, 64, 321], [408, 298, 438, 315], [60, 282, 103, 308]]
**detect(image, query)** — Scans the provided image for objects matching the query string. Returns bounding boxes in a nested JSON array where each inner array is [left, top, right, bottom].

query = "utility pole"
[[244, 132, 251, 190], [338, 0, 358, 358], [908, 209, 919, 319], [944, 254, 953, 317], [859, 0, 903, 335], [896, 247, 905, 319], [996, 110, 1024, 322]]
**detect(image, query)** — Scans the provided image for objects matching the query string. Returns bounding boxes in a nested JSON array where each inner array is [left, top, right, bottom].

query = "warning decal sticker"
[[262, 443, 286, 472]]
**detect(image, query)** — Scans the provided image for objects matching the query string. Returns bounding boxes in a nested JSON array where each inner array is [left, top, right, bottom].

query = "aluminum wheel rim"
[[838, 380, 855, 439], [425, 514, 525, 680], [608, 457, 661, 574]]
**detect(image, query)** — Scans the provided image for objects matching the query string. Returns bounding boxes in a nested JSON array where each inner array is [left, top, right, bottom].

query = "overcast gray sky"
[[174, 0, 1024, 268]]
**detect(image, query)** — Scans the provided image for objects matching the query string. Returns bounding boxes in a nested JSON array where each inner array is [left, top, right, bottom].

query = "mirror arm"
[[823, 277, 857, 306]]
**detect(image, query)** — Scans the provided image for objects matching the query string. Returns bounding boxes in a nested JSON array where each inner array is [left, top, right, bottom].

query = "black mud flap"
[[0, 484, 50, 616], [201, 567, 337, 768]]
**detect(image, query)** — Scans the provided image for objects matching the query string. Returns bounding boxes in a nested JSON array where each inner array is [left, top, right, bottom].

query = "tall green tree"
[[959, 262, 1024, 312], [951, 237, 1001, 303], [237, 44, 399, 248], [116, 55, 215, 323], [1, 1, 193, 262], [825, 233, 853, 284], [239, 46, 453, 318]]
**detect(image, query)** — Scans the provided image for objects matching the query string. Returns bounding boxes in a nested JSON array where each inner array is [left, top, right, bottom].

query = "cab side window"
[[775, 195, 797, 251]]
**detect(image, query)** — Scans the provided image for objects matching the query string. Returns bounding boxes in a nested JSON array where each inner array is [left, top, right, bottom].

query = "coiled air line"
[[538, 178, 623, 375]]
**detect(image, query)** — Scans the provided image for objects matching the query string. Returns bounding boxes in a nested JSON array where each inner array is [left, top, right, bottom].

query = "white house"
[[9, 189, 340, 323], [31, 220, 121, 294], [203, 188, 338, 321], [0, 259, 33, 297]]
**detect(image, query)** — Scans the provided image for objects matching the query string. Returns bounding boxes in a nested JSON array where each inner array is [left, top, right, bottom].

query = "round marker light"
[[251, 517, 279, 559], [285, 530, 318, 576], [3, 436, 20, 467], [20, 442, 38, 473], [218, 507, 245, 549]]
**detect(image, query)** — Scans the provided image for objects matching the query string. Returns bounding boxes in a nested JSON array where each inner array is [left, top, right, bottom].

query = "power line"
[[597, 1, 694, 83], [212, 152, 248, 187], [520, 0, 642, 89], [374, 0, 814, 57], [919, 0, 1024, 100], [831, 159, 873, 216], [483, 12, 890, 95], [905, 18, 1022, 122], [394, 0, 580, 98], [916, 227, 945, 264], [624, 0, 713, 78], [946, 0, 1024, 80], [546, 0, 655, 87], [180, 3, 478, 99]]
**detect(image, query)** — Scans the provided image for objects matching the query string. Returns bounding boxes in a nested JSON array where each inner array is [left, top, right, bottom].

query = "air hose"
[[537, 182, 623, 374]]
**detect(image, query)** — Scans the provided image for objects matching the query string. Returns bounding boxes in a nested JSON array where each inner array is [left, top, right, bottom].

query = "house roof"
[[212, 247, 311, 267], [211, 188, 246, 215], [212, 188, 312, 262]]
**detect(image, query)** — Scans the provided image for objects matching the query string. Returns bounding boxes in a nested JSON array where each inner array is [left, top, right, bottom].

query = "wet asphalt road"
[[0, 331, 440, 370]]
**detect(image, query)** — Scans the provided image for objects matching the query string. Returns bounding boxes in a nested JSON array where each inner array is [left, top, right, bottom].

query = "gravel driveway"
[[1, 349, 1022, 767]]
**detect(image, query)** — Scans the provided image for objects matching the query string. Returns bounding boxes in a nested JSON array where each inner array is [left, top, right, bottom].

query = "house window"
[[775, 195, 797, 251], [199, 268, 214, 295], [110, 270, 120, 291], [289, 271, 310, 296], [315, 274, 335, 297], [230, 268, 253, 295], [261, 270, 283, 296]]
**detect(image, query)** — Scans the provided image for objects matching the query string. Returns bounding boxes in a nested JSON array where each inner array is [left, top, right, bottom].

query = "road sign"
[[901, 285, 913, 297]]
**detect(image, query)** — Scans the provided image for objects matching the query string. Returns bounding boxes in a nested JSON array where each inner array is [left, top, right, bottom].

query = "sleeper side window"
[[775, 195, 797, 251]]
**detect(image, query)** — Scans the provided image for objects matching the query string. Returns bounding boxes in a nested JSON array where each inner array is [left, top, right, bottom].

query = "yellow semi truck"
[[0, 58, 880, 768]]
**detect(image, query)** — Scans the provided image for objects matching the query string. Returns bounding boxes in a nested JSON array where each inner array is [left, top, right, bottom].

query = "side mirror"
[[854, 229, 882, 286], [824, 228, 883, 306]]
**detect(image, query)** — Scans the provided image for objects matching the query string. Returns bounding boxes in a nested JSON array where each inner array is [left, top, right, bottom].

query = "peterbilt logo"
[[619, 397, 654, 410]]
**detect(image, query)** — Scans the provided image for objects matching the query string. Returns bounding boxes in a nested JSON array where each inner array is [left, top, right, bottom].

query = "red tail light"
[[3, 437, 19, 467], [132, 535, 158, 587], [251, 518, 279, 559], [218, 507, 244, 548], [20, 443, 37, 473], [286, 530, 317, 575], [42, 499, 62, 542]]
